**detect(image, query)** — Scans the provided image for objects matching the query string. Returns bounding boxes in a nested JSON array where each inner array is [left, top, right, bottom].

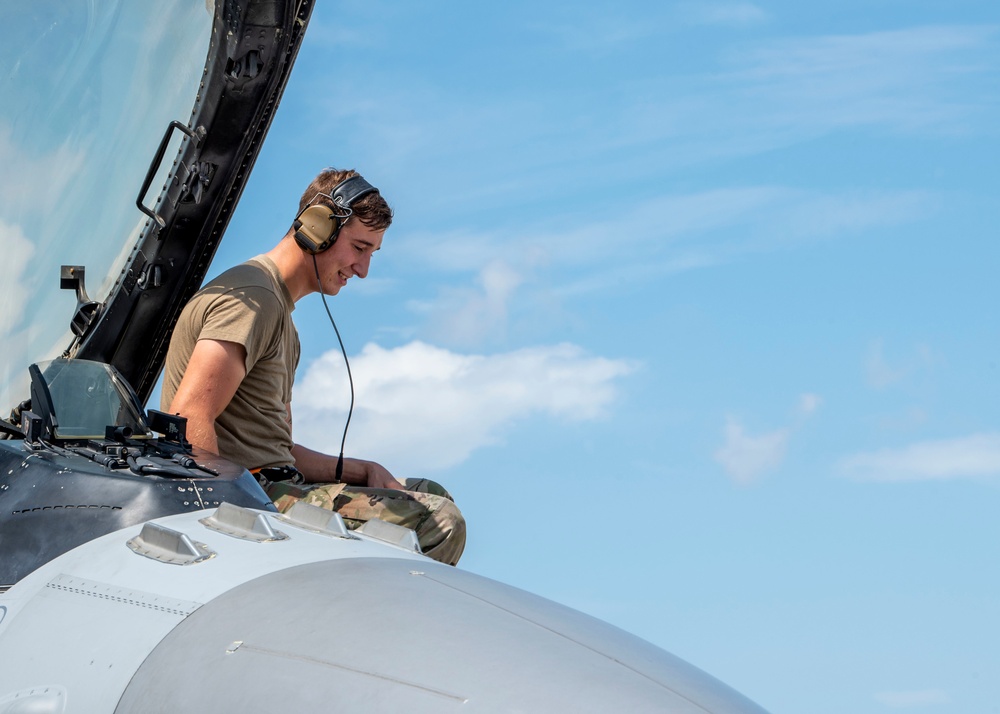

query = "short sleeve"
[[198, 287, 283, 372]]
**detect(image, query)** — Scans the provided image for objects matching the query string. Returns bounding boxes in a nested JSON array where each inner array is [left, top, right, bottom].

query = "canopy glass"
[[0, 2, 212, 411]]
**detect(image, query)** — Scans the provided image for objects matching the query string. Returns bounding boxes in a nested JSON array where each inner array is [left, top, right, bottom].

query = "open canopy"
[[0, 0, 313, 413]]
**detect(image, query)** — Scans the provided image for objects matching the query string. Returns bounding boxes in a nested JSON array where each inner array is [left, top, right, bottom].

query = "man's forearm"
[[290, 445, 404, 490]]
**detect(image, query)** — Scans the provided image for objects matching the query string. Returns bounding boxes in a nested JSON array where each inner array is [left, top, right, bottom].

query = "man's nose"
[[354, 252, 372, 279]]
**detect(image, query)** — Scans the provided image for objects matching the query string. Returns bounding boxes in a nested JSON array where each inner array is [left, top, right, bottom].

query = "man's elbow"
[[167, 395, 200, 423], [168, 401, 219, 452]]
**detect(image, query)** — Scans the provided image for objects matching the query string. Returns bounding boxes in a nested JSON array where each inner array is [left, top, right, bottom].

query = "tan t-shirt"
[[161, 255, 300, 469]]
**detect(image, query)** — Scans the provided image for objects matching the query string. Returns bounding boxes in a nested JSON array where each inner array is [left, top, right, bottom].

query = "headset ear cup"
[[294, 205, 340, 254]]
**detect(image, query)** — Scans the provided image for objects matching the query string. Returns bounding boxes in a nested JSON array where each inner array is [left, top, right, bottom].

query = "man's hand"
[[365, 461, 405, 490]]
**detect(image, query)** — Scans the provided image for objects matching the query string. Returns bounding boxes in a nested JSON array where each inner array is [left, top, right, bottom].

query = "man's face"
[[314, 219, 384, 295]]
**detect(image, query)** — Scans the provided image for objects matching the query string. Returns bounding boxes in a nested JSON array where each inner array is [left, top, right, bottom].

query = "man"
[[161, 168, 465, 565]]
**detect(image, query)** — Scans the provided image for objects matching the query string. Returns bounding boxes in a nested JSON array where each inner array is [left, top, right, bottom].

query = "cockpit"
[[0, 357, 273, 587]]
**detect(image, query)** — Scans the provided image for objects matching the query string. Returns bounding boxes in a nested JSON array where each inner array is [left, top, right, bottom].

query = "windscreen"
[[0, 2, 212, 413], [34, 359, 150, 439]]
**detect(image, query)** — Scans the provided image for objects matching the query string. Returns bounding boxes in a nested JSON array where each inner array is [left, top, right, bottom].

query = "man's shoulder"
[[204, 260, 276, 294], [191, 259, 286, 311], [177, 261, 286, 348]]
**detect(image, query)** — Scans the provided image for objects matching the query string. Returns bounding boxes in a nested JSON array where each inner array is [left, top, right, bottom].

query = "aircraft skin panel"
[[0, 507, 768, 714], [0, 574, 200, 711]]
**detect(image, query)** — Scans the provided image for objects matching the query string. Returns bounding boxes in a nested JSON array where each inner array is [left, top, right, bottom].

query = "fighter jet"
[[0, 2, 771, 711]]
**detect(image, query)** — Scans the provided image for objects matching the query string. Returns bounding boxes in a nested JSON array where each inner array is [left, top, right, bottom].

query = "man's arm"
[[286, 403, 403, 489], [290, 444, 404, 489], [168, 339, 247, 455]]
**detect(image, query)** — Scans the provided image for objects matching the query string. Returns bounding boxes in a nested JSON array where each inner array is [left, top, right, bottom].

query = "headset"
[[292, 174, 379, 254], [295, 173, 379, 481]]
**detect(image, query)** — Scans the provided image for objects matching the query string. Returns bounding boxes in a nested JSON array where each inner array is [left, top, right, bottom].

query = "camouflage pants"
[[265, 478, 466, 566]]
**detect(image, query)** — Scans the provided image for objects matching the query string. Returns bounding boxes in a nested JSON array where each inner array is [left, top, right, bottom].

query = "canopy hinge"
[[60, 265, 100, 337]]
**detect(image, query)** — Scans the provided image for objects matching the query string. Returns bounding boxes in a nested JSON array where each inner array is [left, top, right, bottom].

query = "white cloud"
[[714, 417, 790, 485], [839, 433, 1000, 482], [292, 340, 635, 475], [874, 688, 950, 708]]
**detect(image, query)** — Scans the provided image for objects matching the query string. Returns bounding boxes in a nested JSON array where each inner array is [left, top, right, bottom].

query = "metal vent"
[[356, 518, 422, 554], [199, 502, 288, 542], [275, 500, 358, 540], [127, 522, 215, 565]]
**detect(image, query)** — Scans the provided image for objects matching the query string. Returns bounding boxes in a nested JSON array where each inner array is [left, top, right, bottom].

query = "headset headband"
[[331, 175, 378, 211]]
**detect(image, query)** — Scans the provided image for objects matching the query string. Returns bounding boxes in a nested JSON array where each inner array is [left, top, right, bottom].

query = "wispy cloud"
[[0, 219, 37, 410], [678, 2, 768, 27], [874, 407, 930, 432], [839, 433, 1000, 482], [867, 340, 907, 389], [392, 187, 933, 345], [524, 3, 767, 55], [304, 23, 998, 212], [866, 339, 936, 390], [0, 126, 85, 217], [714, 25, 999, 138], [408, 260, 525, 347], [0, 220, 34, 338], [875, 688, 950, 708], [714, 393, 822, 484], [397, 187, 934, 274], [601, 25, 1000, 178], [798, 393, 822, 416], [292, 340, 635, 475], [714, 417, 790, 485], [527, 13, 653, 53], [734, 25, 996, 84]]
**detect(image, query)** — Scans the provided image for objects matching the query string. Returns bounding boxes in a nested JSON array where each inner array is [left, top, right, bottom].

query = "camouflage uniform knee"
[[402, 477, 455, 501], [414, 494, 466, 567]]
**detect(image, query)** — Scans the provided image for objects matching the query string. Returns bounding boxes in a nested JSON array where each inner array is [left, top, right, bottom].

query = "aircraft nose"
[[115, 557, 771, 714]]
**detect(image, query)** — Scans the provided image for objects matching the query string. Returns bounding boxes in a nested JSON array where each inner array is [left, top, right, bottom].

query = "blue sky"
[[210, 2, 997, 712]]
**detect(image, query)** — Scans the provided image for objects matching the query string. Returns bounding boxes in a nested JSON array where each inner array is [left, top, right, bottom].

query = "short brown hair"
[[297, 168, 393, 231]]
